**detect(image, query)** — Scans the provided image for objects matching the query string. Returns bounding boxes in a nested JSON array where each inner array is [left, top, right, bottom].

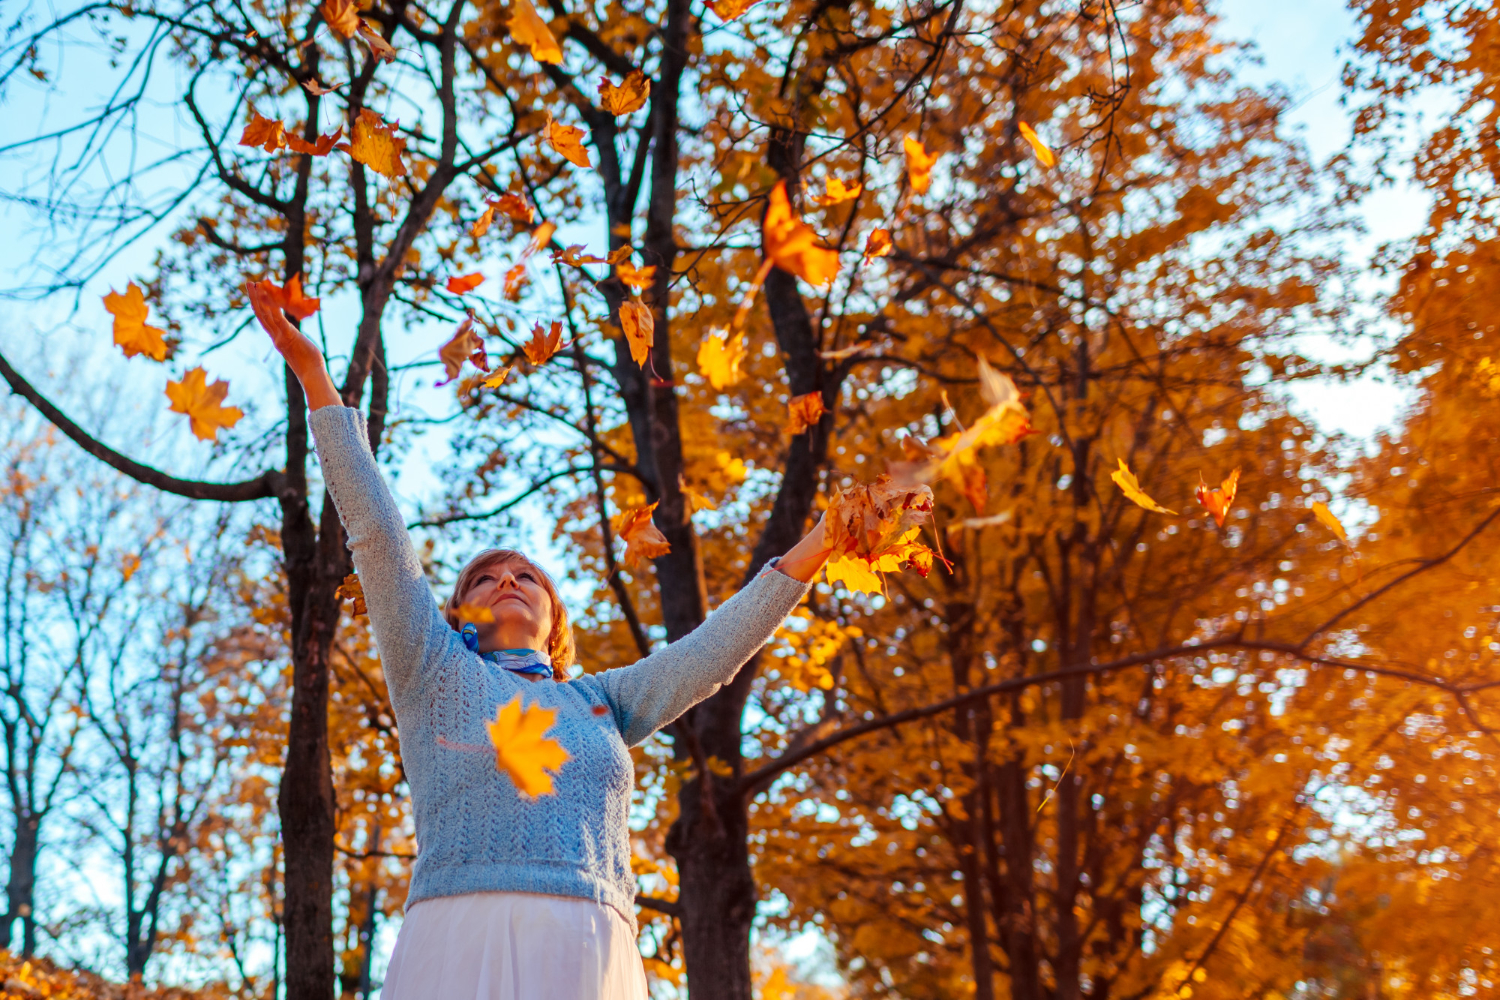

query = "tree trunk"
[[2, 810, 38, 955]]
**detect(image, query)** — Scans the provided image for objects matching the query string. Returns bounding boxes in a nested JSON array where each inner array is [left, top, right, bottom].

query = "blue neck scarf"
[[460, 623, 554, 679]]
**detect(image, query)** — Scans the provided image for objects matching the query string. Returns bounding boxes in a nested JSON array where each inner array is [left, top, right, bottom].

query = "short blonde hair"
[[443, 549, 575, 671]]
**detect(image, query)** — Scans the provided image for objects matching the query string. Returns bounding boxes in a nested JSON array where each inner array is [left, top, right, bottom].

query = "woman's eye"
[[519, 572, 535, 582], [476, 574, 493, 585]]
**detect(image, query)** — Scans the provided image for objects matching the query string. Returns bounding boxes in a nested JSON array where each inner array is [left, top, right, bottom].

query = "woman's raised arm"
[[248, 284, 452, 695]]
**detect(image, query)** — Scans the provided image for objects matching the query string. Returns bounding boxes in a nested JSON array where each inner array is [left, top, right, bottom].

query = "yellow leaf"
[[356, 20, 397, 62], [454, 603, 496, 625], [697, 328, 747, 389], [811, 176, 862, 206], [680, 478, 717, 512], [543, 113, 591, 168], [1018, 120, 1055, 167], [482, 362, 517, 388], [507, 0, 563, 64], [320, 0, 360, 38], [599, 70, 650, 115], [103, 282, 168, 362], [1111, 459, 1177, 515], [825, 555, 884, 596], [340, 108, 407, 179], [1312, 500, 1349, 545], [763, 180, 840, 288], [486, 695, 571, 797], [616, 260, 655, 292], [619, 299, 653, 367], [706, 0, 762, 18], [904, 135, 939, 194], [612, 502, 671, 564], [165, 368, 243, 442]]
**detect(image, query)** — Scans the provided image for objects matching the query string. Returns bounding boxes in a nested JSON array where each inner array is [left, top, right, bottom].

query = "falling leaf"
[[706, 0, 762, 19], [337, 573, 367, 616], [103, 282, 168, 362], [1018, 121, 1055, 167], [552, 245, 602, 266], [786, 391, 827, 435], [763, 180, 840, 288], [453, 603, 496, 625], [697, 329, 747, 389], [121, 554, 141, 583], [239, 112, 287, 153], [497, 193, 535, 223], [902, 434, 987, 513], [889, 360, 1031, 490], [820, 479, 938, 595], [165, 368, 244, 442], [508, 0, 563, 64], [599, 70, 650, 115], [482, 363, 517, 389], [811, 176, 862, 207], [321, 0, 361, 38], [1312, 501, 1349, 545], [680, 478, 717, 512], [446, 273, 485, 294], [1196, 469, 1241, 528], [619, 300, 653, 367], [301, 77, 343, 96], [613, 502, 671, 564], [285, 127, 343, 156], [437, 314, 489, 385], [818, 344, 869, 360], [471, 203, 498, 238], [486, 694, 571, 797], [339, 108, 407, 179], [522, 321, 565, 365], [862, 228, 893, 262], [1111, 459, 1177, 515], [357, 21, 397, 62], [503, 263, 529, 300], [543, 113, 591, 167], [254, 274, 321, 320], [616, 260, 656, 292], [904, 136, 939, 194], [948, 511, 1013, 531]]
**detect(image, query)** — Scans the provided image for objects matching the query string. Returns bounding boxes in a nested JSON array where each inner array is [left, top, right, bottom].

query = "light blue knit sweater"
[[310, 407, 809, 927]]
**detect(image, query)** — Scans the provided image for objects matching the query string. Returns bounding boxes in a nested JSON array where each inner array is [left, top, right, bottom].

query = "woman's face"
[[461, 557, 553, 652]]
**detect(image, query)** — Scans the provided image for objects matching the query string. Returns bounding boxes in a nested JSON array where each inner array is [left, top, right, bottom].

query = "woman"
[[248, 285, 832, 999]]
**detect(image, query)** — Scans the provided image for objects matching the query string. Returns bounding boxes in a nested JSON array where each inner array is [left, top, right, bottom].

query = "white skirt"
[[380, 891, 649, 1000]]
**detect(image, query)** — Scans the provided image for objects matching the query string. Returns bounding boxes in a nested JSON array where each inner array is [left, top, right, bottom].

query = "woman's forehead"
[[472, 553, 537, 576]]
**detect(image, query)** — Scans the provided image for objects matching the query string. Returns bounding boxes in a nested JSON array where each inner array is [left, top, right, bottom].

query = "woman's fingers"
[[246, 281, 301, 353]]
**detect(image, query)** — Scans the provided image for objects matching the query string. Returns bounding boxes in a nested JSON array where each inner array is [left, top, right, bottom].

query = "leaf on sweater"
[[1196, 468, 1240, 527], [613, 502, 671, 565], [165, 368, 243, 442], [104, 282, 168, 361], [486, 694, 571, 797], [337, 573, 367, 616]]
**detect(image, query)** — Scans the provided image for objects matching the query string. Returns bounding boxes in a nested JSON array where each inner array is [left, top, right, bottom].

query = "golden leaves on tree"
[[486, 695, 570, 797], [613, 503, 671, 565], [543, 113, 591, 167], [165, 368, 243, 442], [103, 282, 167, 362], [507, 0, 563, 64], [763, 180, 840, 288], [599, 71, 650, 116], [338, 109, 406, 179]]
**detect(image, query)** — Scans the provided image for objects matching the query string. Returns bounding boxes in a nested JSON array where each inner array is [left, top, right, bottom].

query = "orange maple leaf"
[[543, 113, 591, 168], [619, 300, 653, 367], [821, 477, 937, 595], [103, 282, 168, 362], [497, 193, 535, 224], [902, 435, 986, 513], [523, 321, 565, 365], [165, 368, 244, 442], [446, 273, 485, 294], [697, 329, 746, 390], [786, 391, 827, 436], [437, 314, 489, 385], [254, 274, 322, 320], [285, 127, 343, 156], [338, 108, 406, 179], [508, 0, 563, 64], [599, 70, 651, 116], [357, 21, 397, 62], [763, 180, 840, 288], [337, 573, 367, 616], [862, 228, 893, 262], [239, 113, 287, 153], [320, 0, 361, 38], [613, 502, 671, 565], [616, 260, 655, 292], [904, 135, 939, 194], [1018, 121, 1055, 167], [810, 176, 862, 207], [1312, 500, 1349, 546], [486, 694, 571, 797], [1196, 469, 1241, 527]]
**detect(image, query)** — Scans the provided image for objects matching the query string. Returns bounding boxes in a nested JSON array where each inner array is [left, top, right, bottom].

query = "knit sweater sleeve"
[[309, 406, 450, 697], [592, 567, 810, 747]]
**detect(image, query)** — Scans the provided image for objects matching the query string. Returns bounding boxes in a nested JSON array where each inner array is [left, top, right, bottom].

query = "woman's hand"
[[246, 281, 342, 411], [774, 511, 832, 583]]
